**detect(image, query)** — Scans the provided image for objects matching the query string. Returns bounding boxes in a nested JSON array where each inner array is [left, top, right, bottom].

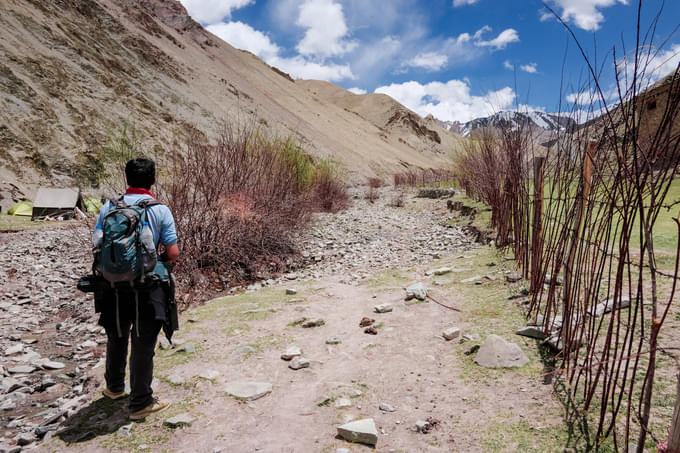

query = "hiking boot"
[[102, 388, 127, 400], [129, 398, 170, 420]]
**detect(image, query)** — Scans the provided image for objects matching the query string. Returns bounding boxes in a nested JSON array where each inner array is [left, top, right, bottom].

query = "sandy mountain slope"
[[0, 0, 457, 206]]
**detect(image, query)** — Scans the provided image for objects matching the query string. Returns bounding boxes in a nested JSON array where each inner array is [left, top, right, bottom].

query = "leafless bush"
[[160, 124, 347, 290], [393, 168, 454, 186], [387, 190, 405, 207], [367, 177, 383, 188]]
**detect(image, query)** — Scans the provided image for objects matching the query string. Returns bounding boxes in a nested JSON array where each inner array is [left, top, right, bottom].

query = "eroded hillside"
[[0, 0, 457, 207]]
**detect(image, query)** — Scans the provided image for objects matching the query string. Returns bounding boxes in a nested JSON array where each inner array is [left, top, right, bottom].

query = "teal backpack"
[[98, 197, 160, 286]]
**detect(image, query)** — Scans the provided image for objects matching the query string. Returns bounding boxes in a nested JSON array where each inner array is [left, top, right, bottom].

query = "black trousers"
[[99, 286, 164, 412]]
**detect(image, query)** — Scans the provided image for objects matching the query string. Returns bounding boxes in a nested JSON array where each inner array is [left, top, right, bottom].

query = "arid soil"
[[2, 190, 567, 452]]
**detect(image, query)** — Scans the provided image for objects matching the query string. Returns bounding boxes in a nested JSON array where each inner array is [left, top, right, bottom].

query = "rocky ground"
[[0, 188, 567, 452]]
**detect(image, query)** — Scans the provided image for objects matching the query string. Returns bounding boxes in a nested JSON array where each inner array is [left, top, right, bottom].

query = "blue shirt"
[[94, 194, 178, 248]]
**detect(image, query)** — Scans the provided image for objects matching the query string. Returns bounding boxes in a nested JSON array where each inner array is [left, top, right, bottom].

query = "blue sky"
[[178, 0, 680, 123]]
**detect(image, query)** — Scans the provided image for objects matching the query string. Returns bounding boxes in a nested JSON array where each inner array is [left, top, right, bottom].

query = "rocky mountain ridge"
[[430, 110, 577, 137]]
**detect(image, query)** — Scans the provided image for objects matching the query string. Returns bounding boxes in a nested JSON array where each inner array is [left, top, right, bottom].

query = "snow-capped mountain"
[[428, 111, 577, 137]]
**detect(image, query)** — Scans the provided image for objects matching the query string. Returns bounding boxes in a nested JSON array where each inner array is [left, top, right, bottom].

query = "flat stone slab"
[[288, 357, 310, 370], [425, 267, 452, 276], [506, 272, 522, 283], [337, 418, 378, 446], [589, 297, 631, 317], [461, 275, 482, 283], [199, 370, 220, 380], [515, 326, 547, 340], [442, 327, 461, 341], [326, 337, 342, 345], [224, 381, 272, 401], [164, 413, 194, 428], [474, 335, 529, 368], [281, 346, 302, 361], [374, 303, 393, 313], [41, 361, 65, 370], [405, 283, 427, 301], [335, 397, 352, 408], [8, 365, 37, 374], [285, 288, 298, 295], [301, 319, 325, 328], [379, 402, 396, 412]]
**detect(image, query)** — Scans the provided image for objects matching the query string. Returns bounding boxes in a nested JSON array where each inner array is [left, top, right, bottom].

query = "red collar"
[[125, 187, 155, 198]]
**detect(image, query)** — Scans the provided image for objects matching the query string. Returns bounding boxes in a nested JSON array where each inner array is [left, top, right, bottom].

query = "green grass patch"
[[482, 416, 568, 453], [362, 268, 411, 289], [0, 213, 50, 231]]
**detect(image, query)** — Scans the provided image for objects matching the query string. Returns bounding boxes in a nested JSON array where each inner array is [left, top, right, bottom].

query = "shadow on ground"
[[56, 397, 129, 443]]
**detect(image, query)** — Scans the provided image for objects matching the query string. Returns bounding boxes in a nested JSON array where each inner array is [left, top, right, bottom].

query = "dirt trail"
[[13, 191, 564, 452]]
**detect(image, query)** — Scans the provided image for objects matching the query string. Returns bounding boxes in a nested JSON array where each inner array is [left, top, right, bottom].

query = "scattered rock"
[[544, 274, 563, 286], [336, 449, 351, 453], [288, 357, 310, 370], [461, 275, 482, 283], [326, 337, 342, 345], [405, 283, 427, 301], [16, 432, 36, 446], [199, 370, 220, 380], [301, 319, 325, 328], [167, 342, 196, 355], [474, 335, 529, 368], [414, 420, 431, 433], [359, 317, 374, 327], [280, 346, 302, 361], [589, 297, 631, 317], [442, 327, 461, 341], [8, 365, 37, 374], [224, 381, 272, 401], [79, 340, 98, 349], [364, 327, 378, 335], [373, 303, 393, 313], [4, 344, 24, 355], [285, 289, 298, 295], [117, 423, 133, 437], [379, 402, 396, 412], [164, 413, 194, 428], [515, 326, 547, 340], [335, 397, 352, 408], [167, 374, 185, 385], [506, 272, 522, 283], [158, 336, 171, 350], [461, 333, 480, 342], [41, 361, 65, 370], [337, 418, 378, 446], [232, 346, 256, 357], [425, 267, 452, 276]]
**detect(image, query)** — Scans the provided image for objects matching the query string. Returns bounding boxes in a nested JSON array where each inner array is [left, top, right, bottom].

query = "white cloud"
[[269, 56, 355, 81], [453, 0, 480, 6], [403, 52, 449, 71], [348, 87, 367, 94], [504, 60, 514, 70], [566, 89, 597, 105], [375, 79, 516, 123], [179, 0, 253, 25], [296, 0, 357, 58], [544, 0, 628, 31], [207, 19, 355, 82], [207, 22, 280, 60], [520, 63, 538, 73], [475, 28, 520, 50]]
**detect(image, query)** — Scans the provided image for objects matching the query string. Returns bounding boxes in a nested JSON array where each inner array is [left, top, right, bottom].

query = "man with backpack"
[[93, 158, 179, 420]]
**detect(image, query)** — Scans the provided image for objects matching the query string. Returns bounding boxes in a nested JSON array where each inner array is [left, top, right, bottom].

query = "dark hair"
[[125, 158, 156, 189]]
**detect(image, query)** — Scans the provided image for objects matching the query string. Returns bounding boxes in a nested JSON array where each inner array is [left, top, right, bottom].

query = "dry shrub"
[[387, 190, 405, 207], [393, 168, 454, 186], [161, 124, 347, 288], [367, 177, 383, 188]]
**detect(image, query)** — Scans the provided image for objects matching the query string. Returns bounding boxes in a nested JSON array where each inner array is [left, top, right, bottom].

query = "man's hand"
[[162, 244, 180, 263]]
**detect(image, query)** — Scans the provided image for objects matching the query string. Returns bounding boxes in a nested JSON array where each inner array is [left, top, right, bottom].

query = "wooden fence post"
[[561, 141, 596, 350]]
